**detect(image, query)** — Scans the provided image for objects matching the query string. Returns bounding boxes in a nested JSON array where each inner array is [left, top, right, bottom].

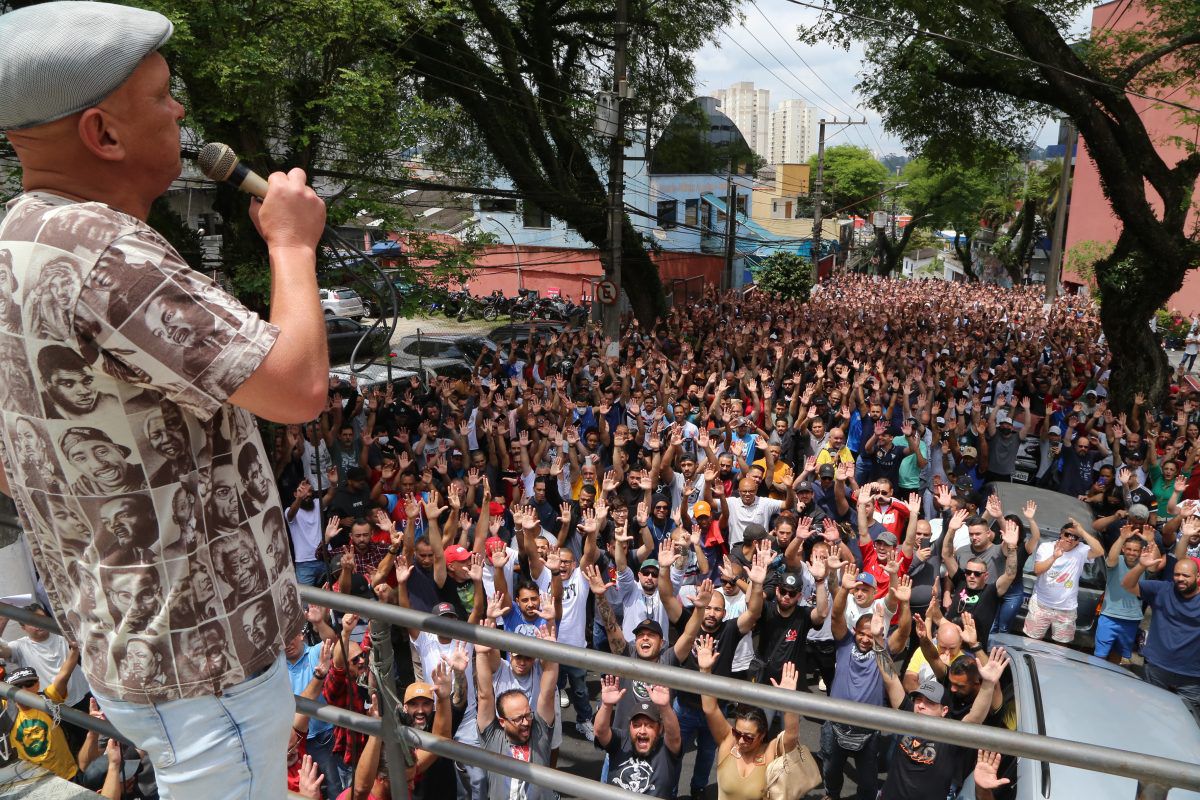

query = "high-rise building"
[[769, 99, 818, 166], [713, 82, 770, 159]]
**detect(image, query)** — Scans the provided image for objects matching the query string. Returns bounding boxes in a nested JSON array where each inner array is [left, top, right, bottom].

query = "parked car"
[[319, 286, 367, 320], [955, 633, 1200, 799], [487, 321, 567, 347], [931, 483, 1104, 649], [391, 333, 497, 378], [362, 273, 413, 318], [325, 316, 390, 365]]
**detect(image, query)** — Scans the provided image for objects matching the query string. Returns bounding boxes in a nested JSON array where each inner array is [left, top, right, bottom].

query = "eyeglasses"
[[1060, 533, 1079, 541], [963, 569, 986, 577], [654, 505, 669, 511], [731, 729, 760, 743], [501, 711, 534, 725]]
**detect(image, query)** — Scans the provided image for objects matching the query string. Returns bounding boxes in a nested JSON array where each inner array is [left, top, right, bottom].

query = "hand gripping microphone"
[[196, 142, 270, 199]]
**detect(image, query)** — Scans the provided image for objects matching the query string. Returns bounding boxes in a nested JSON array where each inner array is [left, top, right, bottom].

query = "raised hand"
[[771, 662, 799, 692], [1001, 519, 1020, 549], [973, 750, 1011, 791], [466, 552, 485, 583], [536, 592, 556, 620], [431, 659, 454, 698], [748, 542, 773, 584], [906, 492, 921, 514], [1022, 499, 1037, 520], [961, 612, 979, 649], [948, 507, 969, 532], [822, 518, 842, 543], [486, 592, 510, 622], [892, 574, 912, 605], [979, 647, 1010, 683], [298, 754, 326, 800], [985, 494, 1003, 519], [647, 683, 671, 707], [544, 546, 562, 573], [583, 563, 614, 595], [600, 674, 625, 706], [695, 633, 720, 671]]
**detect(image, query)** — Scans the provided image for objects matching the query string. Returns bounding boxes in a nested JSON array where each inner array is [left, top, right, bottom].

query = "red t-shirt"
[[872, 500, 910, 538], [860, 538, 912, 600]]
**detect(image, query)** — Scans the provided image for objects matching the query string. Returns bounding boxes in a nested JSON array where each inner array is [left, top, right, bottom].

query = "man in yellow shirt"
[[814, 428, 854, 467], [4, 648, 80, 782]]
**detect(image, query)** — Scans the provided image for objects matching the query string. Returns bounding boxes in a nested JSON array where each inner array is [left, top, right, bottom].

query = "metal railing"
[[4, 589, 1200, 796]]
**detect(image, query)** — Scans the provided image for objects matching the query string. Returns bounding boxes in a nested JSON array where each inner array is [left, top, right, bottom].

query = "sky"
[[691, 0, 1097, 158]]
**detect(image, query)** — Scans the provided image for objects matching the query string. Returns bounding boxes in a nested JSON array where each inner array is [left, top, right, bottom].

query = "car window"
[[329, 319, 359, 333]]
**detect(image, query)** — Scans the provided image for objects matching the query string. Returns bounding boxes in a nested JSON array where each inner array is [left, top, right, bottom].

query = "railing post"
[[368, 617, 410, 800]]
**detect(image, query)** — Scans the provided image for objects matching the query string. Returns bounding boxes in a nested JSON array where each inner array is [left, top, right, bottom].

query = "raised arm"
[[871, 613, 905, 709], [695, 634, 732, 744]]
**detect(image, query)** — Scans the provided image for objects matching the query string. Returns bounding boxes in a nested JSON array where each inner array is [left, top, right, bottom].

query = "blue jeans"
[[94, 654, 293, 800], [557, 664, 593, 723], [993, 587, 1026, 634], [306, 726, 344, 800], [820, 721, 879, 800], [1143, 661, 1200, 727], [295, 559, 327, 587], [674, 699, 717, 793]]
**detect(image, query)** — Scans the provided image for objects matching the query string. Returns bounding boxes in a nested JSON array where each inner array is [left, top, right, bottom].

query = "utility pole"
[[724, 160, 738, 289], [812, 117, 868, 277], [1045, 118, 1074, 306], [601, 0, 628, 339]]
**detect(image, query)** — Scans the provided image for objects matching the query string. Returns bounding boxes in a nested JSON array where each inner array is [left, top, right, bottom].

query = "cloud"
[[692, 1, 1094, 157]]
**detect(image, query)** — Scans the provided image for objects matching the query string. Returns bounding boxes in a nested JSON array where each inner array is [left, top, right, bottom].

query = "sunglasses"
[[963, 569, 986, 577], [1060, 533, 1079, 540], [777, 588, 799, 598], [732, 729, 760, 743], [640, 569, 660, 578]]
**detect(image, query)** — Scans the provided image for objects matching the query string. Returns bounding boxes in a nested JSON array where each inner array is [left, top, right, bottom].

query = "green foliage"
[[1065, 239, 1115, 296], [753, 252, 814, 301], [147, 198, 203, 269], [807, 145, 889, 215], [1155, 308, 1191, 340]]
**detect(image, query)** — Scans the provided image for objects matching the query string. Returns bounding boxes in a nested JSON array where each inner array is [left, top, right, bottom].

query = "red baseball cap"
[[485, 536, 506, 555], [445, 545, 472, 564]]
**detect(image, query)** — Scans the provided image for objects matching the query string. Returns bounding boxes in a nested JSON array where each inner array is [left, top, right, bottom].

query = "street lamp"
[[485, 214, 522, 292]]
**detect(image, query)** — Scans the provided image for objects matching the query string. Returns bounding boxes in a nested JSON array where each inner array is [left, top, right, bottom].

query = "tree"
[[388, 0, 739, 325], [983, 161, 1057, 285], [753, 252, 814, 301], [802, 0, 1200, 409], [808, 144, 890, 216], [652, 99, 760, 176], [126, 0, 485, 313]]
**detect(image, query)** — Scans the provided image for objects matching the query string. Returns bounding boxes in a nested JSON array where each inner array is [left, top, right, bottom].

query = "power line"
[[781, 0, 1200, 116]]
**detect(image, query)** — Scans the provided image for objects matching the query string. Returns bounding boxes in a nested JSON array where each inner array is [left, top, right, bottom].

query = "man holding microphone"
[[0, 2, 328, 797]]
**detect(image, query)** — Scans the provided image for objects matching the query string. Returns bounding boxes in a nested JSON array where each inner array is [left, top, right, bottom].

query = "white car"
[[319, 287, 366, 320]]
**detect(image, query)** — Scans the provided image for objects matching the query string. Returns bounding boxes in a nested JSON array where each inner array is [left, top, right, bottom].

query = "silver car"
[[957, 634, 1200, 799], [319, 287, 367, 320]]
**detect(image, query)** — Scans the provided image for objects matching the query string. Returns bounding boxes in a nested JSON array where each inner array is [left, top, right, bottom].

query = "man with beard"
[[594, 677, 681, 798], [37, 345, 120, 420], [143, 402, 193, 486], [1094, 526, 1151, 665], [1122, 541, 1200, 724], [103, 566, 164, 632], [403, 663, 455, 800], [670, 545, 769, 800], [286, 479, 325, 587], [940, 518, 1020, 645], [96, 493, 158, 563], [475, 626, 561, 800], [207, 462, 244, 535], [211, 530, 269, 609], [60, 427, 146, 495]]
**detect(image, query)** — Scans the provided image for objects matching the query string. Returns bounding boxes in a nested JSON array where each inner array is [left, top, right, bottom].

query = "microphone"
[[196, 142, 269, 199]]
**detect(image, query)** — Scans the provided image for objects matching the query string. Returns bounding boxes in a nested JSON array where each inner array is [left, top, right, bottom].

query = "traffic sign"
[[597, 280, 618, 305]]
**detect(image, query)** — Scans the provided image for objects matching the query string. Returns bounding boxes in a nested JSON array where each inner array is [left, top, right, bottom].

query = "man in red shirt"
[[857, 484, 912, 599]]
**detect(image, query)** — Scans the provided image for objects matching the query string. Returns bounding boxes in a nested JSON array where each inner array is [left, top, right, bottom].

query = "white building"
[[769, 99, 818, 166], [713, 82, 770, 159]]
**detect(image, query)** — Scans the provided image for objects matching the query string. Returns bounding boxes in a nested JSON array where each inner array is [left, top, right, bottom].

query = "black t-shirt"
[[943, 574, 1000, 646], [329, 485, 372, 522], [757, 600, 815, 684], [880, 699, 968, 800], [675, 617, 744, 709], [603, 730, 682, 798], [611, 644, 680, 732], [873, 448, 903, 484]]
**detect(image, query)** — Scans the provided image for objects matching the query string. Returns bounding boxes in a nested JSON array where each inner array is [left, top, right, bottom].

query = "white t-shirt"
[[558, 569, 590, 648], [412, 631, 476, 740], [287, 503, 323, 563], [668, 472, 706, 514], [844, 597, 890, 633], [5, 633, 91, 706], [727, 497, 785, 547], [1032, 541, 1091, 611], [616, 567, 670, 642]]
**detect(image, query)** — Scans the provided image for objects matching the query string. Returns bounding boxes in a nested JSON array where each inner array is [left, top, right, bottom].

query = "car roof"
[[993, 633, 1200, 798], [984, 482, 1093, 533]]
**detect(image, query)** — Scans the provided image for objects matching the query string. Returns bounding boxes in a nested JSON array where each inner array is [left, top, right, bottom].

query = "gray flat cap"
[[0, 1, 173, 130]]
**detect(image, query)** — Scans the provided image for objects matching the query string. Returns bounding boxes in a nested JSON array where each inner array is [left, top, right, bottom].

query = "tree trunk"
[[1100, 289, 1170, 411]]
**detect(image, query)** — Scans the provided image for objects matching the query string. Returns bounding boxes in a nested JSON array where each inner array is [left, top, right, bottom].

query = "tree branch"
[[1117, 30, 1200, 87]]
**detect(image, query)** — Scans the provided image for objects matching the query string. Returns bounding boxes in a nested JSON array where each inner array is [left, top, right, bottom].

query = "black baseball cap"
[[7, 666, 38, 687], [631, 619, 663, 637], [631, 701, 662, 723]]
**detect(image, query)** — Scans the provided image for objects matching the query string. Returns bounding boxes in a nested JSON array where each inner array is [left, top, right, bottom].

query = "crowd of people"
[[5, 274, 1200, 800]]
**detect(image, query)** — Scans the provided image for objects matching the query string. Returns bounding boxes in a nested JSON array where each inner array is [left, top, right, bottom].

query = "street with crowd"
[[6, 274, 1200, 800]]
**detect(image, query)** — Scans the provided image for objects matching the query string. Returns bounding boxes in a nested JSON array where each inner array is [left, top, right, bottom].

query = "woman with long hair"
[[696, 634, 801, 800]]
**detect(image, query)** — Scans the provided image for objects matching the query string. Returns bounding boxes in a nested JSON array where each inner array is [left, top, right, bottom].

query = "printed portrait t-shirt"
[[0, 192, 303, 703]]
